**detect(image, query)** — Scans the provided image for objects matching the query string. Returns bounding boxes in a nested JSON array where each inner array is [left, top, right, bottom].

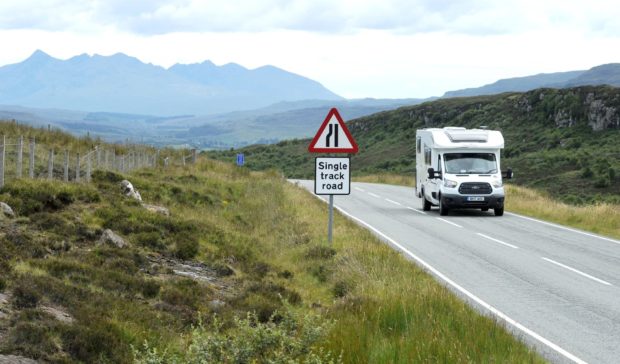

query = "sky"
[[1, 0, 619, 99]]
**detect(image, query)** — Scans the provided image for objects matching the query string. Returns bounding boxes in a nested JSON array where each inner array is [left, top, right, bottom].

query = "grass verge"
[[352, 173, 415, 187], [505, 184, 620, 240]]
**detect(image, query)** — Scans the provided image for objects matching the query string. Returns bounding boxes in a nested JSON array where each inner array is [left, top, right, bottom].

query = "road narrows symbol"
[[325, 124, 339, 147]]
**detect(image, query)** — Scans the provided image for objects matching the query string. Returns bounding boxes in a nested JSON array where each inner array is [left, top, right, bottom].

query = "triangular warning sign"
[[308, 108, 358, 153]]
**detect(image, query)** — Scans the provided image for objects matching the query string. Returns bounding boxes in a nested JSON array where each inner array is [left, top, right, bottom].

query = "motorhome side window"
[[416, 137, 421, 153], [424, 146, 431, 165]]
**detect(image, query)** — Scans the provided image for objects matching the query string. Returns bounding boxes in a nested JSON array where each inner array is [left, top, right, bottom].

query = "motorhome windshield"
[[444, 153, 497, 174]]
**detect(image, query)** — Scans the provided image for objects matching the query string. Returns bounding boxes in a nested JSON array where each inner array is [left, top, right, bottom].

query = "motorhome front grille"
[[459, 182, 492, 195]]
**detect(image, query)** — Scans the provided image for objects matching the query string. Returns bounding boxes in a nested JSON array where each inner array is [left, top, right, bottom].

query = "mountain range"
[[0, 51, 619, 148], [0, 50, 341, 115], [443, 64, 620, 98]]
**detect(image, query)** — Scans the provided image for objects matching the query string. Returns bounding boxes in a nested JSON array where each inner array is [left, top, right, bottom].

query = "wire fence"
[[0, 135, 198, 188]]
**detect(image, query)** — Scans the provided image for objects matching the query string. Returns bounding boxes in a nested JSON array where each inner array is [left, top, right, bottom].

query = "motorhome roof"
[[419, 127, 504, 149]]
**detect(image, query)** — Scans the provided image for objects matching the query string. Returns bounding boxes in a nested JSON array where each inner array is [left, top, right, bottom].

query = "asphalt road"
[[292, 180, 620, 364]]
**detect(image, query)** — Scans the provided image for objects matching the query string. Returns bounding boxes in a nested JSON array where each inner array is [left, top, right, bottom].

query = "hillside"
[[443, 64, 620, 98], [0, 50, 341, 116], [0, 122, 544, 363], [211, 86, 620, 204]]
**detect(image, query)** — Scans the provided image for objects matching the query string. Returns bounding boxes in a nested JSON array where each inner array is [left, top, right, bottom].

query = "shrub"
[[12, 281, 41, 309], [2, 180, 100, 215], [332, 280, 353, 298], [142, 280, 161, 299], [174, 235, 199, 260], [305, 246, 336, 260], [134, 308, 340, 364]]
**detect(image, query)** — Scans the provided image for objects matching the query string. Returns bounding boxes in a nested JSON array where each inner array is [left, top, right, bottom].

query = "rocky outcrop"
[[98, 229, 127, 248], [120, 180, 142, 201], [554, 109, 576, 127], [120, 180, 171, 216], [0, 203, 14, 218], [585, 93, 620, 131]]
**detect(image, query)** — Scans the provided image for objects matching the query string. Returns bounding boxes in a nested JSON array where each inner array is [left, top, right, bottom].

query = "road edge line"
[[324, 200, 588, 364]]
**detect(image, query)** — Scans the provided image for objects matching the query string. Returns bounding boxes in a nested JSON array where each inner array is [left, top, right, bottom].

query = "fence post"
[[0, 135, 5, 189], [96, 146, 101, 169], [86, 152, 92, 182], [155, 150, 160, 167], [64, 150, 69, 182], [29, 138, 35, 178], [76, 153, 81, 182], [104, 149, 109, 170], [164, 157, 169, 168], [192, 149, 197, 164], [111, 151, 116, 172], [16, 136, 23, 178], [121, 156, 125, 173], [48, 149, 54, 179]]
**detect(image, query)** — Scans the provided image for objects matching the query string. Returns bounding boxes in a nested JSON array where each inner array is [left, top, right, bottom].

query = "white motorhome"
[[415, 127, 512, 216]]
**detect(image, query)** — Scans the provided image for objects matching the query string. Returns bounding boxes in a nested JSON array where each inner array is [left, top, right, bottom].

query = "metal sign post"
[[328, 195, 334, 244]]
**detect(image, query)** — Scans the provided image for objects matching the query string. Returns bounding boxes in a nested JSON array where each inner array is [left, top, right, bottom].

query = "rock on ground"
[[98, 229, 127, 248], [0, 203, 14, 218], [142, 203, 170, 216], [120, 180, 142, 201], [0, 355, 38, 364]]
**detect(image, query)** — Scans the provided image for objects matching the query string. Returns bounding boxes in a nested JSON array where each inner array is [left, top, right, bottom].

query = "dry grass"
[[505, 184, 620, 240], [353, 173, 415, 187]]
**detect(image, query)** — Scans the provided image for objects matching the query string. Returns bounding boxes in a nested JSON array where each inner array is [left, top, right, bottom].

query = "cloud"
[[1, 0, 620, 38]]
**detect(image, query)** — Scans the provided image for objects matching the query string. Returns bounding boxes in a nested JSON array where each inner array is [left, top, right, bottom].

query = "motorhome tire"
[[439, 197, 449, 216], [494, 207, 504, 216], [422, 191, 431, 211]]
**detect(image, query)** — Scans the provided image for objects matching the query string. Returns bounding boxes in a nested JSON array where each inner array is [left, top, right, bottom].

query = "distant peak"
[[27, 49, 53, 60]]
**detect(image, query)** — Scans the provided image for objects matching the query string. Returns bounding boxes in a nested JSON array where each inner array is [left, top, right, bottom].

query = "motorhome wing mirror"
[[428, 168, 442, 179], [503, 168, 513, 179]]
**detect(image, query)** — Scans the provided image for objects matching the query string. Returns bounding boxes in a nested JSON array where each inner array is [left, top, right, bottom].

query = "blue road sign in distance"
[[236, 153, 245, 166]]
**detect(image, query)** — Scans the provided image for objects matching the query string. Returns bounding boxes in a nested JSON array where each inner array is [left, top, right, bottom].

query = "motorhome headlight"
[[492, 179, 503, 188], [443, 179, 458, 188]]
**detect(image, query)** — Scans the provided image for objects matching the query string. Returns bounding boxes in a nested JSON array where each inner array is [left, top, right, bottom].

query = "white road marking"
[[355, 187, 365, 192], [476, 233, 519, 249], [325, 202, 588, 364], [385, 198, 402, 206], [368, 192, 381, 198], [436, 217, 463, 228], [542, 257, 612, 286], [406, 206, 427, 215], [506, 212, 620, 245]]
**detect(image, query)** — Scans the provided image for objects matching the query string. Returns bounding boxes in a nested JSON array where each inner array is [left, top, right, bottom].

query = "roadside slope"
[[0, 127, 544, 362]]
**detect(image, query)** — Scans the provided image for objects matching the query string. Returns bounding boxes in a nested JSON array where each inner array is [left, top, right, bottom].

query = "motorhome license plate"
[[467, 196, 485, 202]]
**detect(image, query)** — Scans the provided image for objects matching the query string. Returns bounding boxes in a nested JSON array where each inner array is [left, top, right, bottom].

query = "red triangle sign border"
[[308, 107, 359, 153]]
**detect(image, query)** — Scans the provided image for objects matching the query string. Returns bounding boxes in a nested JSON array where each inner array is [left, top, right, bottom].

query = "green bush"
[[133, 308, 340, 364], [1, 180, 100, 216]]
